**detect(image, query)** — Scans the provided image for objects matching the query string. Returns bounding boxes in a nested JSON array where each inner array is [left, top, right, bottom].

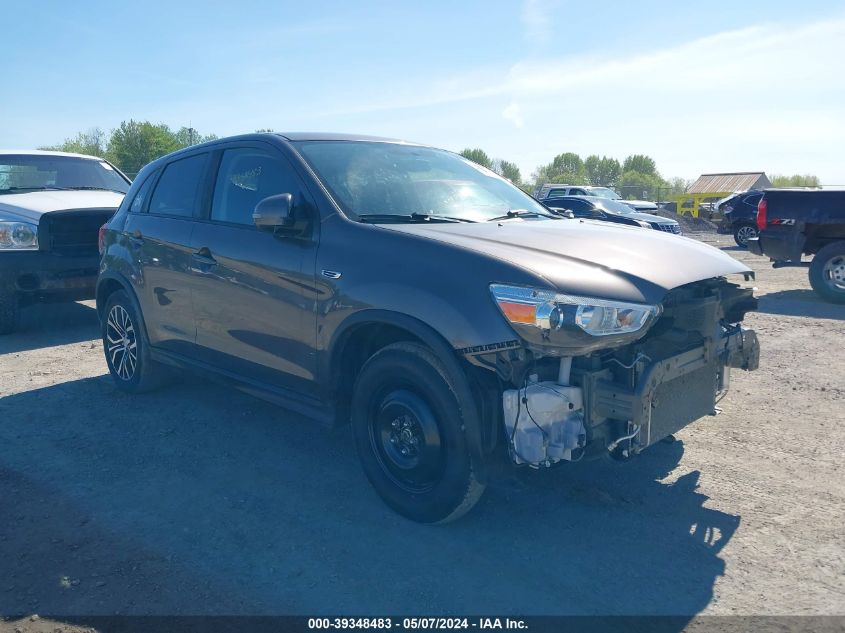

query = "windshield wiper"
[[0, 186, 67, 193], [488, 208, 557, 222], [358, 213, 475, 224], [62, 186, 127, 193]]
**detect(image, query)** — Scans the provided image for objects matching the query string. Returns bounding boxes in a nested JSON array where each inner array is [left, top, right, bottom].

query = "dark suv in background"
[[717, 190, 763, 247], [98, 133, 760, 523]]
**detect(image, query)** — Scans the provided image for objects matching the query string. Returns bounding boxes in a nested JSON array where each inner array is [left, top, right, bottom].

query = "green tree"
[[492, 159, 522, 185], [622, 154, 657, 177], [255, 128, 275, 133], [106, 120, 181, 175], [533, 152, 587, 185], [667, 176, 690, 194], [39, 128, 107, 158], [459, 148, 493, 169], [771, 174, 821, 188], [618, 170, 666, 200], [584, 155, 621, 187], [173, 127, 218, 148]]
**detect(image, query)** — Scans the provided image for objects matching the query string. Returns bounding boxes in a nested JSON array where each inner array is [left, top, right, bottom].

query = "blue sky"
[[4, 0, 844, 183]]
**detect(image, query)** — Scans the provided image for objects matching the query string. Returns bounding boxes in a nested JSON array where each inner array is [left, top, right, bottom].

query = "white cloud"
[[313, 15, 845, 182], [502, 102, 524, 128], [521, 0, 557, 44]]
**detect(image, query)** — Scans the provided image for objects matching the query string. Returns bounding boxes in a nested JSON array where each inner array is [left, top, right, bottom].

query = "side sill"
[[149, 348, 337, 427]]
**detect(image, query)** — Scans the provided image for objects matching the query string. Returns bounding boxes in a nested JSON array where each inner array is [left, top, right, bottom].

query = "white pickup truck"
[[0, 150, 129, 333]]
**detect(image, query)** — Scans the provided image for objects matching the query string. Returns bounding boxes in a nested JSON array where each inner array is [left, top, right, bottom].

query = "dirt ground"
[[1, 232, 843, 624]]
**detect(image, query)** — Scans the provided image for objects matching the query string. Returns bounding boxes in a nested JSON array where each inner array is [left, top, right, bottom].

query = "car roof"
[[274, 132, 417, 144], [0, 149, 104, 160], [139, 132, 428, 171]]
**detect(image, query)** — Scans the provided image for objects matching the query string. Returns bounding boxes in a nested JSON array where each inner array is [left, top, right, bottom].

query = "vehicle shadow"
[[757, 289, 845, 321], [0, 375, 738, 624], [0, 301, 99, 355]]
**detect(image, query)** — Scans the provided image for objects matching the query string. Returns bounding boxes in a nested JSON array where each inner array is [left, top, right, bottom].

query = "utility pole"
[[188, 127, 195, 145]]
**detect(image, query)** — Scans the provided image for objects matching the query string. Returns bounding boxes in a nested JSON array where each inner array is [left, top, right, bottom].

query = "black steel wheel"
[[370, 387, 445, 494], [351, 342, 484, 523]]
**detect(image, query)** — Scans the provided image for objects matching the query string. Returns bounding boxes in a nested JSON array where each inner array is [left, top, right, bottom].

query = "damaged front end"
[[469, 277, 760, 468]]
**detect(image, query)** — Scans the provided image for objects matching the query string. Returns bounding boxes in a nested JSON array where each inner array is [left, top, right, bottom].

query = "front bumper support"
[[591, 326, 760, 452]]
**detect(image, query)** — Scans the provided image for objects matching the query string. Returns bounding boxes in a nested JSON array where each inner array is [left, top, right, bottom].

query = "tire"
[[0, 289, 19, 335], [733, 223, 758, 248], [809, 241, 845, 304], [102, 290, 169, 392], [350, 342, 485, 523]]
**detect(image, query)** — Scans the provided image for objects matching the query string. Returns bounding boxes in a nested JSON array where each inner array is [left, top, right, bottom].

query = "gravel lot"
[[0, 232, 843, 621]]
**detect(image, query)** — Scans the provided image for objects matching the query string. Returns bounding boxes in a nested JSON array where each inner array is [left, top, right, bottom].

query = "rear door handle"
[[192, 247, 217, 267]]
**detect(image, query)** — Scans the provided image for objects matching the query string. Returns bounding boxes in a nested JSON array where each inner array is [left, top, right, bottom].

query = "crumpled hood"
[[381, 218, 751, 304], [0, 190, 124, 223]]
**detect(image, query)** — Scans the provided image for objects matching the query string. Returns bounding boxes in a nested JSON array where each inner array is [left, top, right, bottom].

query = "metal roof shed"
[[687, 172, 771, 194], [674, 172, 771, 217]]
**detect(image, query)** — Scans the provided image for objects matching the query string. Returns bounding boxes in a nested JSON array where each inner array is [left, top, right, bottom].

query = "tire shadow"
[[0, 375, 738, 624]]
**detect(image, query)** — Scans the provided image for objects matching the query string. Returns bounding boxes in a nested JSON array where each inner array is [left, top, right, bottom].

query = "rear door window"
[[148, 154, 209, 218]]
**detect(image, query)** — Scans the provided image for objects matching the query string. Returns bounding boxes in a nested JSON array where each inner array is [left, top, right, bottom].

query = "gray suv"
[[98, 133, 760, 523]]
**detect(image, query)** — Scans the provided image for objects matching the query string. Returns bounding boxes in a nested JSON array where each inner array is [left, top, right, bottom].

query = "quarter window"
[[148, 154, 209, 217], [128, 171, 158, 213], [211, 148, 300, 225]]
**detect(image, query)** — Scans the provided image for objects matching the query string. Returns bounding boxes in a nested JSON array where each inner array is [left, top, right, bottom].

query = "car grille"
[[39, 209, 115, 256], [654, 223, 682, 235]]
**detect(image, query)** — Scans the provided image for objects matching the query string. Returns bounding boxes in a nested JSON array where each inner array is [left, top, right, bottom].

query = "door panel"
[[188, 146, 319, 394], [124, 213, 196, 354], [189, 224, 317, 391], [123, 152, 210, 355]]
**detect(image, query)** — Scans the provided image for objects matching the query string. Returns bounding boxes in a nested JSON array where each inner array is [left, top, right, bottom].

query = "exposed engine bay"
[[471, 277, 760, 468]]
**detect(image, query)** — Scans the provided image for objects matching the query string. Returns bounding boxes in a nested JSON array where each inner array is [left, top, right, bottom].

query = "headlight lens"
[[490, 284, 660, 337], [0, 221, 39, 250]]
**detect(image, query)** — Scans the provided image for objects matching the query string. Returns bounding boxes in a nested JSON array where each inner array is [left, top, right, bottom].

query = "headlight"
[[0, 221, 38, 250], [490, 284, 660, 337]]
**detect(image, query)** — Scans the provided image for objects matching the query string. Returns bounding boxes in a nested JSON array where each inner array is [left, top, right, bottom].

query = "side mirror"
[[253, 193, 293, 230]]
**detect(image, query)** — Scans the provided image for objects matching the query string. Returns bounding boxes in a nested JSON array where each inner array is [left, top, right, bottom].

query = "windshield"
[[293, 141, 553, 222], [587, 187, 622, 200], [0, 155, 130, 194]]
